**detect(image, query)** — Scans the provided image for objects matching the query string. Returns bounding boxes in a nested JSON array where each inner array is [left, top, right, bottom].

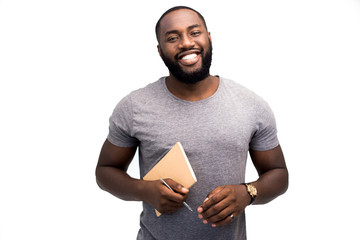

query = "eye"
[[191, 31, 201, 37], [167, 36, 178, 42]]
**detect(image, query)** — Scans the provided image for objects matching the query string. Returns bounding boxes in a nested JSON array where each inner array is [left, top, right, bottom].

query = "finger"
[[159, 179, 188, 203], [162, 199, 184, 209], [210, 211, 234, 227], [198, 187, 227, 215], [200, 196, 229, 220], [160, 184, 187, 203], [158, 202, 184, 214], [164, 178, 189, 194], [206, 186, 224, 199], [157, 193, 185, 213], [206, 206, 233, 226]]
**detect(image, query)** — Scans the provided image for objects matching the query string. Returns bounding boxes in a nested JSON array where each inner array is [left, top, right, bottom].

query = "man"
[[96, 6, 288, 240]]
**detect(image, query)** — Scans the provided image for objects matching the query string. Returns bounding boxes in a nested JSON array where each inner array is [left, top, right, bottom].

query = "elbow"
[[95, 166, 105, 191], [280, 167, 289, 195]]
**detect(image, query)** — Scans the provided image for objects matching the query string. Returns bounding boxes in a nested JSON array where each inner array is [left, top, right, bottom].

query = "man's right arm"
[[95, 139, 189, 214]]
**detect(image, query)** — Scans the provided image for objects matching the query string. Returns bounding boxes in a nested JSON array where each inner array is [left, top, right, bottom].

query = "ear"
[[157, 45, 161, 56], [208, 32, 212, 44]]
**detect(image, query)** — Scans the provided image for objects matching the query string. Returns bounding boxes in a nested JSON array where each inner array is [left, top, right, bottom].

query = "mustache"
[[175, 48, 203, 60]]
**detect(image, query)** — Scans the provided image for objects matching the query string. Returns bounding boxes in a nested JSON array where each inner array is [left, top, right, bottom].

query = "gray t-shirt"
[[108, 76, 279, 240]]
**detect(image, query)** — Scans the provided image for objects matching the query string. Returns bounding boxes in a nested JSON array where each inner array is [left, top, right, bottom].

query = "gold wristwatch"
[[242, 183, 257, 205]]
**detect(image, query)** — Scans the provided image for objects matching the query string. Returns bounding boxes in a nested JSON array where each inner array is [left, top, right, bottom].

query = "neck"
[[165, 74, 219, 101]]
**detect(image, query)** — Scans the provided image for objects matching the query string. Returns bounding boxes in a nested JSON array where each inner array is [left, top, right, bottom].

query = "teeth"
[[182, 53, 197, 60]]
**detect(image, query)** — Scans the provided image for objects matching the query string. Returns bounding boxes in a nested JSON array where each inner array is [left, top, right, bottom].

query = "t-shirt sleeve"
[[107, 95, 140, 147], [249, 101, 279, 151]]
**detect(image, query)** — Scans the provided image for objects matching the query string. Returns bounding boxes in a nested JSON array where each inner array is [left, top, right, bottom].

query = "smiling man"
[[156, 9, 213, 86], [96, 6, 288, 240]]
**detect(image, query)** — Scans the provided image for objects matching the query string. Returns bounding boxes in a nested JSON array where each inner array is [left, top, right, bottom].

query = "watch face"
[[247, 184, 257, 197]]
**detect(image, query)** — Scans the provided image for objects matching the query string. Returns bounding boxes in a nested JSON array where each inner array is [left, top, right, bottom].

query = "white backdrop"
[[1, 0, 359, 239]]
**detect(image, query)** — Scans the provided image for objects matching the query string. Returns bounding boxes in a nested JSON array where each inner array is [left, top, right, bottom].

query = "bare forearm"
[[252, 167, 288, 205], [96, 166, 148, 201], [96, 166, 190, 214]]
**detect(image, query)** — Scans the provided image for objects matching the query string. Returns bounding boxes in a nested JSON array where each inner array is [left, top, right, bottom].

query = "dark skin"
[[96, 8, 288, 227], [157, 8, 219, 101], [197, 146, 288, 227], [96, 140, 189, 214]]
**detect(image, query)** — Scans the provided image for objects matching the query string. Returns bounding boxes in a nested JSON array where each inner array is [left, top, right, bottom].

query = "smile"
[[177, 52, 201, 66]]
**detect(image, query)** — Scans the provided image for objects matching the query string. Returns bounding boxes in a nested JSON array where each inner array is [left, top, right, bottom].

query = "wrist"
[[132, 179, 152, 202], [241, 183, 257, 205]]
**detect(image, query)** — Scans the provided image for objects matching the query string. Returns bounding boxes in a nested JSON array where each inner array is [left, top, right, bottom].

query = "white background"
[[1, 0, 359, 239]]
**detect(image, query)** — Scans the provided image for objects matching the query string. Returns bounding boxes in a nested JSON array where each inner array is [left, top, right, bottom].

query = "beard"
[[160, 40, 213, 85]]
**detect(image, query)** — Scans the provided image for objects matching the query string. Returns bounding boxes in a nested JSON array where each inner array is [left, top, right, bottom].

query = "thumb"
[[165, 178, 189, 194]]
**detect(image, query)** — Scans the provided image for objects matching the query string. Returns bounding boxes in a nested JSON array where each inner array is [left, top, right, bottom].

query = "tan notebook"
[[143, 142, 197, 216]]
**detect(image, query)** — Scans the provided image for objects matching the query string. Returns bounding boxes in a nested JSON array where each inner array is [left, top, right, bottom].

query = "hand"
[[197, 185, 251, 227], [143, 178, 189, 214]]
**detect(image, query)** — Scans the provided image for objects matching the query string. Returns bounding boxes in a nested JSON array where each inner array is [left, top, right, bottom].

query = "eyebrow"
[[165, 24, 202, 36]]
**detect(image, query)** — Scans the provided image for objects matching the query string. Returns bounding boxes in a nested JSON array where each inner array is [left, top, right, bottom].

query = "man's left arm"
[[197, 145, 288, 227], [248, 145, 289, 204]]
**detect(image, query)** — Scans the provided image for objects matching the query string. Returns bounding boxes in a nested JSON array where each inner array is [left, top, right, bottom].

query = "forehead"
[[158, 9, 205, 35]]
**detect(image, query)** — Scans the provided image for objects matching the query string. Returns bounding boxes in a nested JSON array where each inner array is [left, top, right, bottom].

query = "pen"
[[159, 178, 193, 212]]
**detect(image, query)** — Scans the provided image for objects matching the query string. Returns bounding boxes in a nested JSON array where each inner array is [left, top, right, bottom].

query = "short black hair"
[[155, 6, 208, 42]]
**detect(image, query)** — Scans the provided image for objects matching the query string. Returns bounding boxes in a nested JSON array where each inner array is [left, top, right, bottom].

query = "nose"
[[179, 35, 195, 49]]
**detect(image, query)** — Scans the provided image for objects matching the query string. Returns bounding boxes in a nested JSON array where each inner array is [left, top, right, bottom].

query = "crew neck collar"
[[161, 76, 222, 104]]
